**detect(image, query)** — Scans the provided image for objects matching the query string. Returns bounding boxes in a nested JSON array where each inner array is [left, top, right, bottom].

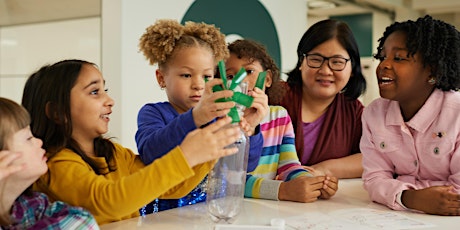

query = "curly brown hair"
[[228, 39, 285, 105], [139, 19, 229, 69]]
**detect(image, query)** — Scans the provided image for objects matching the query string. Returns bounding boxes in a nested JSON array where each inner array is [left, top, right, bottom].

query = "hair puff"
[[139, 19, 184, 65], [139, 19, 228, 66], [183, 21, 229, 61]]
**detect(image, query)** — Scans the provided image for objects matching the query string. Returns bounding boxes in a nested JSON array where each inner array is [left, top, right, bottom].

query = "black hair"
[[374, 15, 460, 91], [287, 19, 366, 99], [22, 59, 116, 175]]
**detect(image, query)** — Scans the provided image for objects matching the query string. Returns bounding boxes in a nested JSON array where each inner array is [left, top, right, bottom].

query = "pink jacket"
[[361, 89, 460, 210]]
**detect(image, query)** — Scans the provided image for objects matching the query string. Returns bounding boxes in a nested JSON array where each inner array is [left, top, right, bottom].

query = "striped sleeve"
[[244, 106, 312, 200]]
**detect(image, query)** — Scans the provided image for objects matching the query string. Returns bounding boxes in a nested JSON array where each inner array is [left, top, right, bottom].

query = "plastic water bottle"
[[206, 81, 249, 224], [206, 124, 248, 224]]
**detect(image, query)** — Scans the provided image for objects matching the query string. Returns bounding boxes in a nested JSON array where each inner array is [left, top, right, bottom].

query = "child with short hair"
[[361, 15, 460, 216], [22, 59, 241, 224], [225, 39, 338, 202], [136, 19, 263, 213], [0, 97, 99, 229]]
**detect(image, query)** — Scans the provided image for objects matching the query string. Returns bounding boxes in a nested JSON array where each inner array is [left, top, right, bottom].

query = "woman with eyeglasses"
[[274, 19, 367, 179]]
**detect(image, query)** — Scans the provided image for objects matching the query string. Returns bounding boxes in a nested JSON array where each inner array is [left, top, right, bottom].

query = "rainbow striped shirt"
[[245, 106, 313, 200]]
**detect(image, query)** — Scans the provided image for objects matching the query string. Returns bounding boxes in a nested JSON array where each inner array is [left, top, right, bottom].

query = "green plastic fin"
[[232, 92, 254, 108], [255, 71, 267, 90], [212, 84, 224, 92], [218, 60, 227, 90], [228, 107, 240, 123], [229, 68, 247, 90]]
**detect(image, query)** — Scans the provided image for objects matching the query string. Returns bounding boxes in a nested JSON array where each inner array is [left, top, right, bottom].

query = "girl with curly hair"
[[136, 19, 263, 214], [225, 39, 338, 203], [361, 15, 460, 216]]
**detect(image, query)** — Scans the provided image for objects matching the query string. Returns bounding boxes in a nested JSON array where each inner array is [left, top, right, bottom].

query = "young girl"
[[22, 59, 241, 224], [136, 19, 263, 213], [277, 19, 367, 178], [361, 15, 460, 216], [225, 39, 338, 202], [0, 97, 98, 229]]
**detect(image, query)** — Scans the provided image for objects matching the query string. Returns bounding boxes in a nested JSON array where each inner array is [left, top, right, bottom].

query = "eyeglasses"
[[303, 54, 350, 71]]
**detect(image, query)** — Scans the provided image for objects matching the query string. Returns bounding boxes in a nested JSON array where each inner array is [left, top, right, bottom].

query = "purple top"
[[301, 113, 326, 165]]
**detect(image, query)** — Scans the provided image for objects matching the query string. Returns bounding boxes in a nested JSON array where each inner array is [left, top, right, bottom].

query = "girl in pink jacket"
[[361, 15, 460, 216]]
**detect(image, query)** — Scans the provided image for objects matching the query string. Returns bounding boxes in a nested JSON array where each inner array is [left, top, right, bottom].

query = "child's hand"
[[278, 176, 324, 202], [0, 150, 25, 180], [319, 176, 338, 199], [242, 88, 269, 133], [180, 116, 240, 167], [402, 186, 460, 216], [193, 79, 235, 127], [239, 118, 253, 136]]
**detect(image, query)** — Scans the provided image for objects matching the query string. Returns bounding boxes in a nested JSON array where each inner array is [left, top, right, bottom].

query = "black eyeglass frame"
[[302, 53, 351, 71]]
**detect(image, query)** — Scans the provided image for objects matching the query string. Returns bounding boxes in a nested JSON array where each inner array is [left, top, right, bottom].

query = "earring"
[[428, 78, 436, 85]]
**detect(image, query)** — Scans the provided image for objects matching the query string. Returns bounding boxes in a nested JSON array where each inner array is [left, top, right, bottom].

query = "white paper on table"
[[285, 208, 435, 230]]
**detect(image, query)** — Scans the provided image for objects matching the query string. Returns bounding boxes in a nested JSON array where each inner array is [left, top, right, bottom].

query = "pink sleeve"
[[360, 106, 414, 211]]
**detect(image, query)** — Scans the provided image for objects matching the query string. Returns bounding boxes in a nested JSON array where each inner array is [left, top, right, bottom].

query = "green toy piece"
[[209, 61, 266, 123]]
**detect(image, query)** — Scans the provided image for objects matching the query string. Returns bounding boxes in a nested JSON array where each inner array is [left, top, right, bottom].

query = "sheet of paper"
[[285, 208, 435, 230]]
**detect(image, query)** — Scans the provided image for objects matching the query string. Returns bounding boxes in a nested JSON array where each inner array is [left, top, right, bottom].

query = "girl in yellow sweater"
[[21, 59, 240, 224]]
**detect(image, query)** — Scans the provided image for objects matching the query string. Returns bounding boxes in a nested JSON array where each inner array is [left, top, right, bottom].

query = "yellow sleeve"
[[159, 160, 216, 199], [34, 144, 213, 224], [124, 144, 215, 199]]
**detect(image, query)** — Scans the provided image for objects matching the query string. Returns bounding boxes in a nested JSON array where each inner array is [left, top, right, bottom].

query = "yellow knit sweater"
[[33, 143, 213, 225]]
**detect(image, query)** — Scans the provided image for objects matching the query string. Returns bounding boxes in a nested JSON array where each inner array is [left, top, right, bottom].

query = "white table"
[[100, 179, 459, 229]]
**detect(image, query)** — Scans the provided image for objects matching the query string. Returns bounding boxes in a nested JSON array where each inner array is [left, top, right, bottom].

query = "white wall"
[[101, 0, 309, 151], [0, 1, 395, 152], [361, 12, 393, 106], [0, 17, 101, 102]]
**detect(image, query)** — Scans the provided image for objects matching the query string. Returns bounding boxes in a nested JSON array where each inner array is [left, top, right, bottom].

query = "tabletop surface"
[[100, 179, 460, 229]]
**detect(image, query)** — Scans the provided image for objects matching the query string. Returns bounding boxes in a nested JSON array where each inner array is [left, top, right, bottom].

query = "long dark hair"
[[22, 59, 116, 174], [287, 19, 366, 99]]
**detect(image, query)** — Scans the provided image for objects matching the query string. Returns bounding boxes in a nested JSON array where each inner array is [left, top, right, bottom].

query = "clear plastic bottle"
[[206, 81, 249, 224], [206, 123, 249, 223]]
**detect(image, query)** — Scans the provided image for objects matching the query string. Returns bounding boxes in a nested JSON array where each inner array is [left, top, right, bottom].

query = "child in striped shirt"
[[225, 39, 338, 202]]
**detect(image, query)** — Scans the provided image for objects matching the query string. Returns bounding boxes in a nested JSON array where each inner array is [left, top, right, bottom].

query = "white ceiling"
[[0, 0, 459, 27]]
